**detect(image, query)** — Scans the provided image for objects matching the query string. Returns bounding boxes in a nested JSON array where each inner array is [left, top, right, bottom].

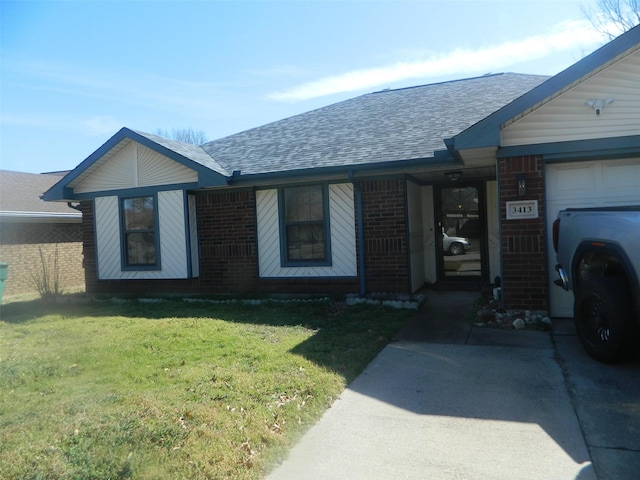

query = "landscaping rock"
[[474, 293, 552, 331], [512, 318, 526, 330]]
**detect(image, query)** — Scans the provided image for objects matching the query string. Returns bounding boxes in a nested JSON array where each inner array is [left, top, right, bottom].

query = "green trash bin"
[[0, 263, 8, 304]]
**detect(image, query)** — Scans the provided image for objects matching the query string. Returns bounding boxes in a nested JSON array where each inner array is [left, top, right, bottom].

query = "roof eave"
[[225, 153, 460, 186], [449, 25, 640, 153]]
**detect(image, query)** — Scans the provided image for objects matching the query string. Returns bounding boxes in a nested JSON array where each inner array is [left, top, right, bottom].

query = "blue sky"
[[1, 0, 610, 174]]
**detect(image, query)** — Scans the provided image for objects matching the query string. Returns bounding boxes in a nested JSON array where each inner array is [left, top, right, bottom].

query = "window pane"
[[124, 197, 155, 230], [285, 186, 323, 222], [286, 224, 325, 261], [123, 196, 157, 267], [126, 232, 156, 265]]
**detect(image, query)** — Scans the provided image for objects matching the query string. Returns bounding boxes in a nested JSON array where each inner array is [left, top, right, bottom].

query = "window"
[[121, 196, 158, 268], [281, 185, 330, 265]]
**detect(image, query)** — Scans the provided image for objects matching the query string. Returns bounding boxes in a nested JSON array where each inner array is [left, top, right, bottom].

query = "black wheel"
[[449, 242, 464, 256], [574, 278, 634, 363]]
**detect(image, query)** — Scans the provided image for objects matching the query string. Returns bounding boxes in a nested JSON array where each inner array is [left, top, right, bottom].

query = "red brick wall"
[[196, 190, 258, 292], [83, 189, 363, 296], [83, 192, 260, 296], [196, 189, 360, 295], [81, 201, 98, 293], [361, 178, 410, 293], [0, 221, 84, 298], [498, 155, 548, 311]]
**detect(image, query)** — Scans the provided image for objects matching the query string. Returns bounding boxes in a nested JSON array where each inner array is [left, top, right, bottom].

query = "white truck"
[[553, 207, 640, 362]]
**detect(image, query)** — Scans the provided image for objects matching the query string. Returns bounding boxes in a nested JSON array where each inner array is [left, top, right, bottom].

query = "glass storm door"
[[437, 184, 486, 280]]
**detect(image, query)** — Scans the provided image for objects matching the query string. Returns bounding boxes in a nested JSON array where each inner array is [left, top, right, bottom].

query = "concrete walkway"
[[266, 291, 596, 480]]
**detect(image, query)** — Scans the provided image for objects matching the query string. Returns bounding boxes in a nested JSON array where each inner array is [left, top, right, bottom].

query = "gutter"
[[349, 170, 366, 296], [224, 154, 458, 186], [0, 211, 82, 223]]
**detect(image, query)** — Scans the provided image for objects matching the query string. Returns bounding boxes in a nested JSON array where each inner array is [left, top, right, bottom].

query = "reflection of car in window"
[[443, 233, 470, 255]]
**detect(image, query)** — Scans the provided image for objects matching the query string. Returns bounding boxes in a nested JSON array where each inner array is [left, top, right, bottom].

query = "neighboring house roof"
[[201, 73, 548, 177], [450, 24, 640, 154], [0, 170, 81, 222]]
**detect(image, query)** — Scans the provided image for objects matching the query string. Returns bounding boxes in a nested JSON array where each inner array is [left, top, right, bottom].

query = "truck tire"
[[574, 277, 633, 363]]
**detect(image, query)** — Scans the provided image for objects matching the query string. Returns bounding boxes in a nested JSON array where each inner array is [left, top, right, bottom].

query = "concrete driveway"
[[267, 291, 640, 480], [553, 317, 640, 479]]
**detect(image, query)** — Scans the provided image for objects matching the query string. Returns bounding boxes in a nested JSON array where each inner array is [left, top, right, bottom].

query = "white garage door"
[[546, 158, 640, 317]]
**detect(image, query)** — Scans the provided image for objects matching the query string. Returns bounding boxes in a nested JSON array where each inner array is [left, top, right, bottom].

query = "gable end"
[[72, 140, 198, 193], [43, 128, 229, 201]]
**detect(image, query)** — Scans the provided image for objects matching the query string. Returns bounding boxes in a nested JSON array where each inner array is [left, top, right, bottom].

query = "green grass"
[[0, 296, 411, 479]]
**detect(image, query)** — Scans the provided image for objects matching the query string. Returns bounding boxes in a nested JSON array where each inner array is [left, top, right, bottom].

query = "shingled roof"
[[132, 130, 231, 176], [201, 73, 549, 176], [43, 72, 550, 202], [0, 170, 81, 220]]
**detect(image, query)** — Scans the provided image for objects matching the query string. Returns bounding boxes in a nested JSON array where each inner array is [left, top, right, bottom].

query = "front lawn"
[[0, 296, 411, 479]]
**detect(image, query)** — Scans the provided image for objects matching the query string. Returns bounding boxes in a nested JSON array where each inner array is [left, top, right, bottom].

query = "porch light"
[[585, 98, 614, 116], [445, 171, 462, 181], [517, 173, 527, 197]]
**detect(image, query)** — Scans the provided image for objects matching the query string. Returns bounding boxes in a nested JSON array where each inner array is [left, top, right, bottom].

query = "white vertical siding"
[[256, 189, 281, 277], [421, 186, 437, 284], [256, 184, 357, 278], [75, 141, 197, 194], [95, 190, 191, 280], [94, 196, 122, 279], [156, 190, 188, 278], [327, 183, 357, 276], [406, 181, 425, 292]]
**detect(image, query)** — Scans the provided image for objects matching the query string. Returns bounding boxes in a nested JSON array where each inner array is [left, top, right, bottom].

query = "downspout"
[[349, 170, 366, 296]]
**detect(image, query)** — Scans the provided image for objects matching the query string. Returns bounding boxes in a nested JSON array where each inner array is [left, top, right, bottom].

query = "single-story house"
[[44, 25, 640, 316], [0, 170, 83, 298]]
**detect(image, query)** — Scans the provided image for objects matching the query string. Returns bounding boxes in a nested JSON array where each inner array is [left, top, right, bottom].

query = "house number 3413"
[[506, 200, 539, 220], [512, 205, 533, 214]]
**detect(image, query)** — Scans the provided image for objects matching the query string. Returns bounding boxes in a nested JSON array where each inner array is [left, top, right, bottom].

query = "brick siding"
[[196, 190, 258, 292], [360, 178, 410, 293], [82, 180, 412, 297], [0, 222, 84, 298], [498, 155, 548, 311], [81, 201, 98, 293]]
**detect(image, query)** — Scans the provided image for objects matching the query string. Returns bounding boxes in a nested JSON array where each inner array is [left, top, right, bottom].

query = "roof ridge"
[[370, 72, 550, 95], [203, 72, 549, 149]]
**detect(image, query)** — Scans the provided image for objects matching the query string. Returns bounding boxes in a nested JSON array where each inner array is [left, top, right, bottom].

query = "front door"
[[436, 183, 487, 282]]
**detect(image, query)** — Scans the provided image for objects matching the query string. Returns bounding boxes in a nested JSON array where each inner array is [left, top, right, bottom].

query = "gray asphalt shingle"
[[0, 170, 80, 215], [132, 130, 231, 176], [201, 73, 549, 176]]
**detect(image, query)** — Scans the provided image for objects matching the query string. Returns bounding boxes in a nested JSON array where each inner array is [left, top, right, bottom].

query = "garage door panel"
[[602, 198, 640, 207], [548, 164, 597, 200], [546, 158, 640, 317], [602, 162, 640, 196]]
